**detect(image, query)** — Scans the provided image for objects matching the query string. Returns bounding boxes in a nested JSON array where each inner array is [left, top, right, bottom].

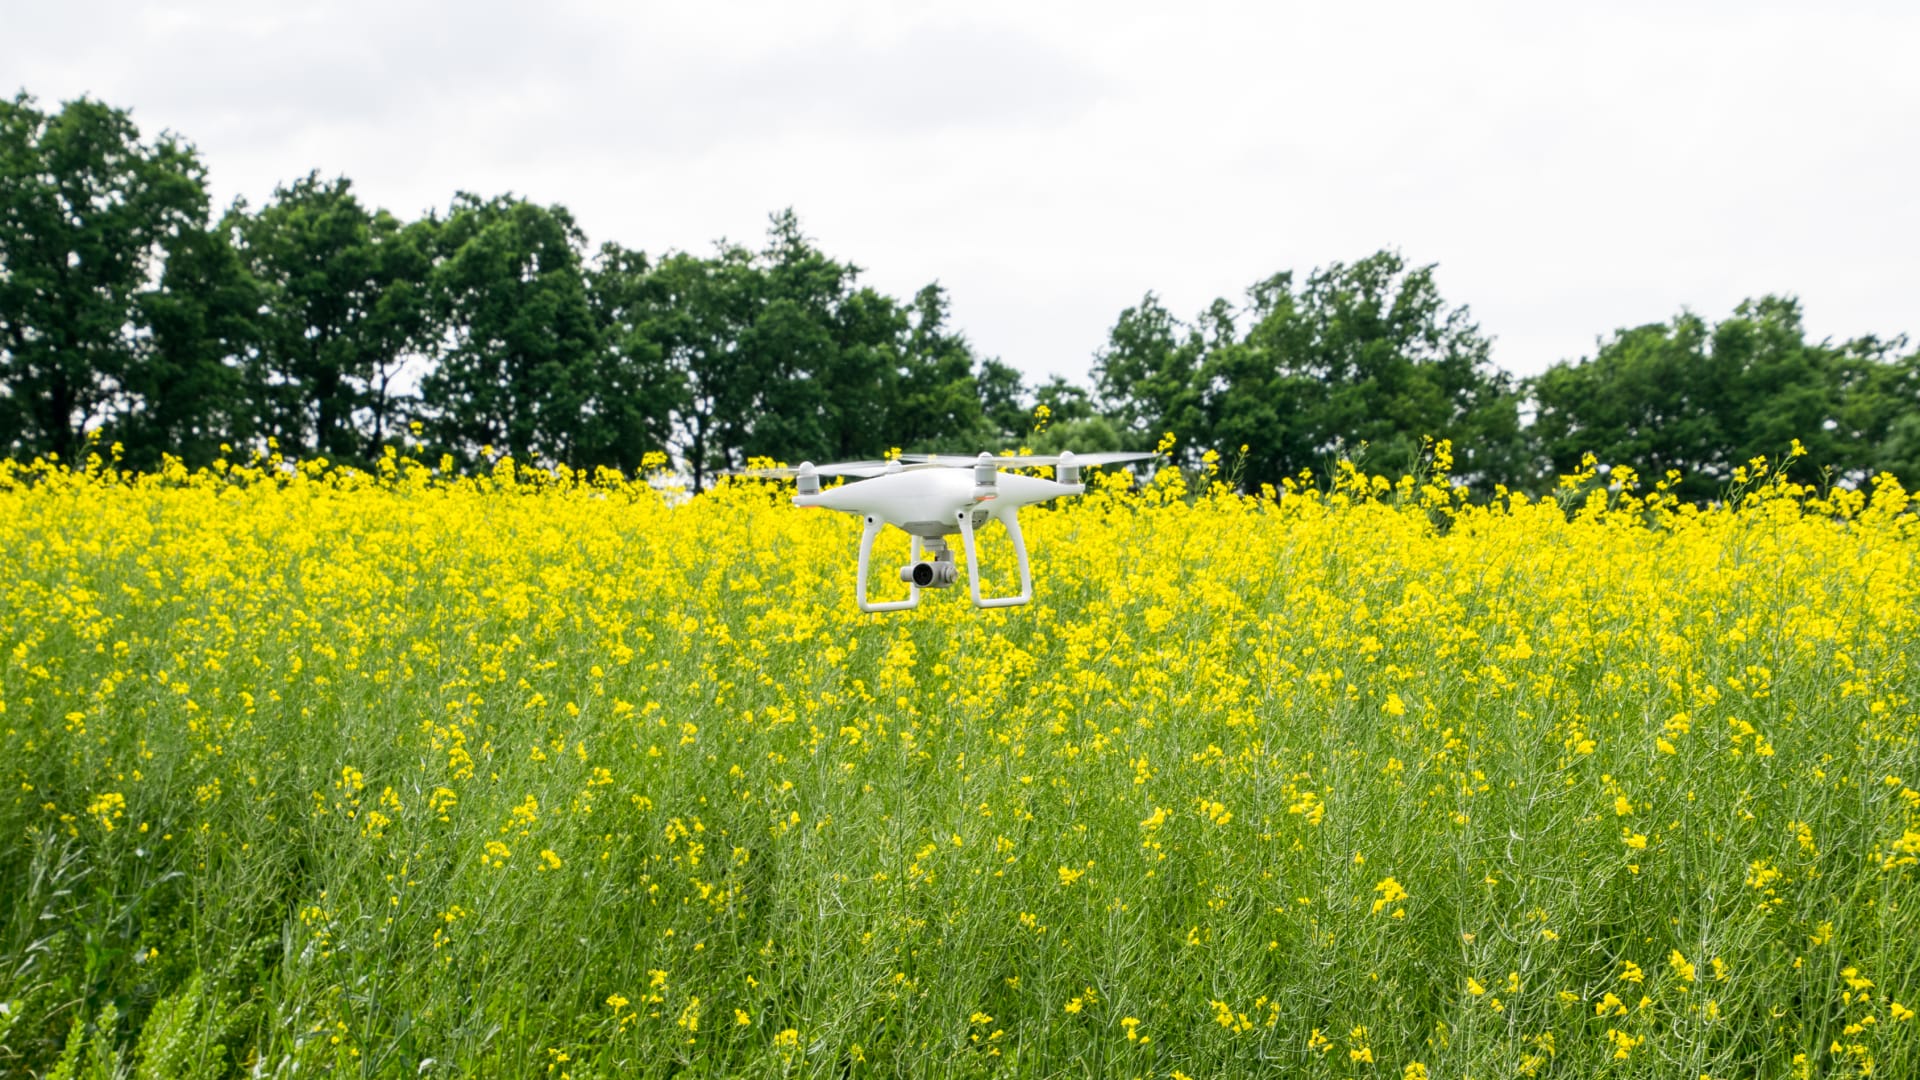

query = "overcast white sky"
[[8, 0, 1916, 382]]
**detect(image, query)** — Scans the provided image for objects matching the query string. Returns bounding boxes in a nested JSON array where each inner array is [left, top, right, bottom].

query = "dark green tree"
[[647, 244, 757, 489], [1228, 252, 1520, 489], [975, 358, 1028, 443], [1095, 254, 1520, 489], [1035, 375, 1097, 423], [118, 221, 262, 468], [0, 94, 213, 462], [1529, 297, 1872, 498], [229, 173, 436, 461], [1835, 340, 1920, 484], [1092, 292, 1207, 464], [1531, 316, 1715, 490], [891, 284, 985, 450], [420, 194, 600, 464], [580, 241, 681, 473], [652, 211, 985, 485], [728, 210, 913, 466], [1709, 298, 1845, 473]]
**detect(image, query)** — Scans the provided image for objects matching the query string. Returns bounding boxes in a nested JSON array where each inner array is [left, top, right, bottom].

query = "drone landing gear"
[[855, 517, 921, 613], [956, 508, 1032, 609], [853, 515, 1033, 613]]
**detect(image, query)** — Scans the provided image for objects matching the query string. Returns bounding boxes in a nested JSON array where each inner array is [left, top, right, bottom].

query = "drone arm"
[[856, 517, 920, 613], [955, 507, 1032, 609]]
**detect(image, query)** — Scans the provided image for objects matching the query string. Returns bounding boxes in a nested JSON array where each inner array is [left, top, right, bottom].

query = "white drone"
[[730, 450, 1156, 612]]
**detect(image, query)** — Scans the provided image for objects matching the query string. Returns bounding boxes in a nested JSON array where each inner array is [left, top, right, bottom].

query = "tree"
[[731, 210, 895, 465], [649, 211, 984, 486], [0, 94, 212, 462], [1034, 375, 1097, 424], [1531, 316, 1715, 491], [647, 244, 755, 490], [117, 221, 261, 468], [891, 284, 985, 450], [1835, 339, 1920, 484], [1227, 252, 1520, 489], [229, 173, 436, 462], [420, 194, 600, 464], [975, 358, 1028, 443], [1094, 254, 1521, 490], [1530, 297, 1864, 498], [1092, 292, 1206, 463], [1709, 297, 1845, 475], [579, 241, 680, 473]]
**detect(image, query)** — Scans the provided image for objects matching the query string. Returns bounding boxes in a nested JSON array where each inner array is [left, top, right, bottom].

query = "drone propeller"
[[725, 459, 946, 480], [901, 450, 1159, 469]]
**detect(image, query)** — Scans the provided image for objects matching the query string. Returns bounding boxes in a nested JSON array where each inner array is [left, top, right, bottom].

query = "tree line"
[[5, 93, 1917, 497]]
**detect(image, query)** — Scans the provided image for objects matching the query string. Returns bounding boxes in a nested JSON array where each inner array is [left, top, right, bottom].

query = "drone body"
[[733, 450, 1154, 613]]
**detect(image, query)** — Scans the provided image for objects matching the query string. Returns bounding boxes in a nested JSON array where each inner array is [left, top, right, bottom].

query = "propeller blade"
[[814, 460, 952, 477], [723, 459, 948, 480], [900, 451, 1159, 468], [1064, 451, 1161, 466]]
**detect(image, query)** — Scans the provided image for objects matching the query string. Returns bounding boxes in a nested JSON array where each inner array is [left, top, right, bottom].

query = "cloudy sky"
[[8, 0, 1916, 382]]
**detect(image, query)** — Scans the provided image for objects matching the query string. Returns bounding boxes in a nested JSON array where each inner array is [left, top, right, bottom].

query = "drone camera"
[[900, 560, 959, 588]]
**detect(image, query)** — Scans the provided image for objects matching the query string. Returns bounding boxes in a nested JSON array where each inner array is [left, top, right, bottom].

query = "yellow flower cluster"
[[1, 447, 1916, 1076]]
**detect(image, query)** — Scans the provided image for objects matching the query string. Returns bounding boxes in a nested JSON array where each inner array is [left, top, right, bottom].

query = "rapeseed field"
[[2, 442, 1917, 1078]]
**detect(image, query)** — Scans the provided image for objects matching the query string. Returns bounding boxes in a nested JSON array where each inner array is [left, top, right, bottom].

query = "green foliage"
[[1223, 255, 1524, 489], [120, 215, 261, 470], [1026, 414, 1126, 455], [131, 972, 246, 1080], [1530, 298, 1915, 499], [1097, 255, 1524, 490], [974, 358, 1030, 444], [45, 1004, 119, 1080], [1092, 291, 1206, 463], [229, 172, 437, 462], [731, 208, 897, 466], [6, 87, 1920, 495], [0, 93, 214, 463], [1832, 337, 1920, 483], [641, 212, 1001, 487], [892, 284, 988, 451], [581, 242, 679, 473], [421, 193, 601, 465]]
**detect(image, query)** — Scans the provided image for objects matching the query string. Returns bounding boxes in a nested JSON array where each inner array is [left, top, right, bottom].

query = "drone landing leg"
[[956, 509, 1032, 609], [856, 517, 920, 613]]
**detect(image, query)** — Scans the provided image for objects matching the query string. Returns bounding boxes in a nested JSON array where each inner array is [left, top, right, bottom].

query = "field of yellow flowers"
[[2, 445, 1918, 1079]]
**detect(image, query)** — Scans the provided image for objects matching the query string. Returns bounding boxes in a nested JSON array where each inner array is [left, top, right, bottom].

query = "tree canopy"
[[3, 91, 1917, 496]]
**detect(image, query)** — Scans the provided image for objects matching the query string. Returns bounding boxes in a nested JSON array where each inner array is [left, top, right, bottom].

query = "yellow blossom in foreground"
[[1671, 949, 1696, 984], [3, 450, 1917, 1076], [1372, 876, 1409, 917]]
